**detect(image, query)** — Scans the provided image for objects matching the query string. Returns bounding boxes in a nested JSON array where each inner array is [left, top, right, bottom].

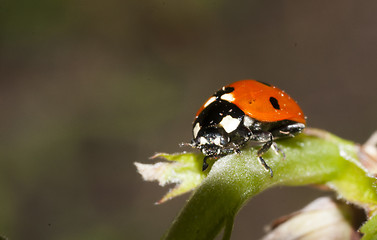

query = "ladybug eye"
[[269, 97, 280, 110]]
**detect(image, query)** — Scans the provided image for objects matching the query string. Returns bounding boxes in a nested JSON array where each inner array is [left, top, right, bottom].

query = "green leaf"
[[360, 214, 377, 240], [135, 152, 206, 203]]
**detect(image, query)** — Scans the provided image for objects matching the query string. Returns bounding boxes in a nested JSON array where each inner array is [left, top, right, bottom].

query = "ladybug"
[[190, 80, 306, 177]]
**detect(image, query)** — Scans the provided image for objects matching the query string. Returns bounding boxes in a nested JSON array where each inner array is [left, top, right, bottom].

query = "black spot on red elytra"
[[269, 97, 280, 110]]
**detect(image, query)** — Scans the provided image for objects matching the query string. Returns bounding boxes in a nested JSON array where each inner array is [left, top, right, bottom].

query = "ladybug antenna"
[[179, 142, 194, 148]]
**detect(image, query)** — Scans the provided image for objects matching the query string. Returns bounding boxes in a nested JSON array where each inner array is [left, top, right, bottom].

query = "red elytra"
[[196, 80, 306, 124]]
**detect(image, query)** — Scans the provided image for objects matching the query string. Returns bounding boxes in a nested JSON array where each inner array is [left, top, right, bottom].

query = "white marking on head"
[[193, 123, 201, 138], [204, 96, 216, 108], [243, 116, 254, 127], [219, 115, 241, 133], [199, 136, 209, 145], [213, 137, 221, 146], [220, 93, 235, 102]]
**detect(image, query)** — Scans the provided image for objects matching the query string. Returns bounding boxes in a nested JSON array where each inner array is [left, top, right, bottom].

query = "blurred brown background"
[[1, 0, 377, 239]]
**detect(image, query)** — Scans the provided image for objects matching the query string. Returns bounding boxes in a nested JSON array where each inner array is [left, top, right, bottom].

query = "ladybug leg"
[[256, 133, 274, 177], [202, 156, 210, 171], [271, 142, 286, 160], [257, 156, 273, 177], [272, 123, 305, 138], [257, 135, 273, 155]]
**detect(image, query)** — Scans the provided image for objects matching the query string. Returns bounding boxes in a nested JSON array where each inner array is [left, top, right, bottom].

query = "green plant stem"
[[162, 129, 377, 240]]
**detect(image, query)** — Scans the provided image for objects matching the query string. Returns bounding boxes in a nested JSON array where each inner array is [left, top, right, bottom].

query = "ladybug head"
[[191, 126, 230, 156]]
